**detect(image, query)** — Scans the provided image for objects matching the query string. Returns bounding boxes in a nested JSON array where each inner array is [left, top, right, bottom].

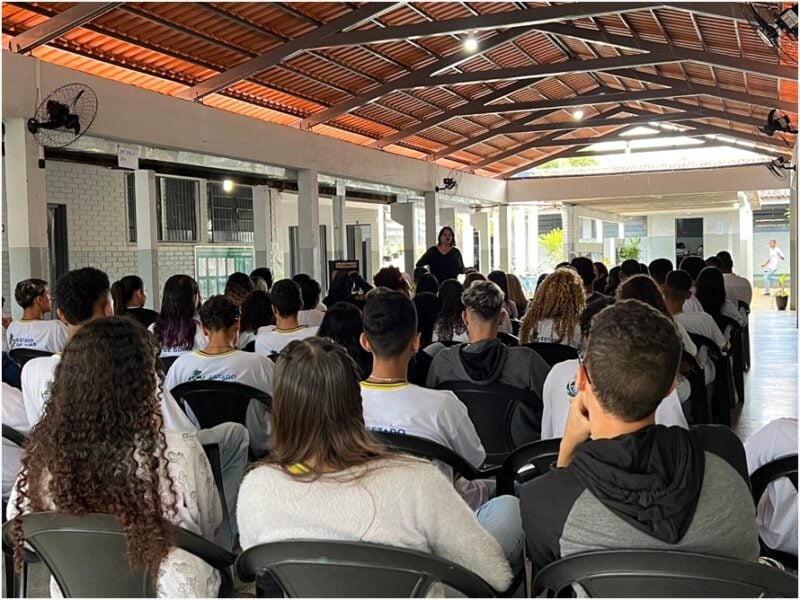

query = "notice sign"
[[117, 145, 139, 170], [195, 246, 254, 299], [328, 259, 359, 283]]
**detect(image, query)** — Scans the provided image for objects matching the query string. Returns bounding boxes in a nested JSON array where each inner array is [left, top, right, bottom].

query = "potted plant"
[[775, 273, 789, 311]]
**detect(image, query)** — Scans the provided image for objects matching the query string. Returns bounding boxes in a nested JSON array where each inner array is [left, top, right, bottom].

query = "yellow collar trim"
[[360, 381, 410, 390], [274, 325, 305, 334]]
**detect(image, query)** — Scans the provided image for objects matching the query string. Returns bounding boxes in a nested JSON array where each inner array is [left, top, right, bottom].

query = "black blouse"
[[416, 246, 465, 283]]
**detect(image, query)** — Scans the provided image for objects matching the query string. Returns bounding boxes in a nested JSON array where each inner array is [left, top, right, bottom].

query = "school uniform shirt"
[[8, 429, 223, 598], [254, 324, 318, 356], [236, 331, 256, 349], [745, 418, 798, 555], [21, 354, 196, 433], [147, 321, 208, 357], [540, 359, 688, 440], [298, 309, 325, 327], [2, 383, 30, 499], [165, 349, 274, 456], [723, 273, 753, 307], [526, 319, 581, 348], [6, 319, 68, 353], [360, 381, 489, 509], [683, 294, 704, 313], [673, 311, 728, 385]]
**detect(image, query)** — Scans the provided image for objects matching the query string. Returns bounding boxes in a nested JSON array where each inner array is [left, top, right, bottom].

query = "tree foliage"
[[539, 228, 565, 266]]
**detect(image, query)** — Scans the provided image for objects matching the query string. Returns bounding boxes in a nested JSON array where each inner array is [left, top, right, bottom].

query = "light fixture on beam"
[[463, 33, 478, 53], [572, 109, 584, 120], [223, 179, 234, 192]]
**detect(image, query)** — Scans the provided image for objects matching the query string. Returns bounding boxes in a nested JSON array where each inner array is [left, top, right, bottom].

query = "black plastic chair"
[[373, 431, 500, 482], [533, 549, 798, 597], [201, 443, 233, 552], [437, 381, 537, 465], [750, 455, 798, 571], [509, 318, 521, 336], [170, 380, 271, 430], [2, 512, 236, 598], [681, 351, 710, 425], [2, 425, 30, 598], [738, 300, 751, 372], [688, 333, 733, 427], [2, 424, 28, 448], [716, 314, 744, 407], [8, 348, 52, 369], [235, 540, 497, 597], [158, 355, 180, 374], [497, 331, 519, 347], [522, 343, 578, 367], [497, 437, 561, 496], [242, 340, 256, 353]]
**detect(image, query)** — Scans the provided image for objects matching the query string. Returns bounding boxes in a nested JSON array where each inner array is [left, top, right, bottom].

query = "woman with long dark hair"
[[317, 302, 372, 379], [151, 275, 207, 356], [593, 262, 608, 294], [9, 317, 222, 597], [506, 274, 529, 317], [433, 279, 468, 343], [237, 290, 275, 349], [111, 275, 158, 328], [237, 338, 520, 593], [416, 226, 465, 284], [694, 267, 746, 328]]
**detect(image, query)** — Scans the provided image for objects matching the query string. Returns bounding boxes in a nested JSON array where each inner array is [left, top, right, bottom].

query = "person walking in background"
[[760, 239, 784, 296]]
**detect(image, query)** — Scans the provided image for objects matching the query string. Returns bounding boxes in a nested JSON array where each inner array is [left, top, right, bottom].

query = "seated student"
[[237, 290, 274, 349], [717, 251, 753, 307], [224, 272, 254, 307], [679, 255, 706, 312], [6, 278, 68, 353], [111, 275, 158, 328], [695, 266, 747, 329], [507, 273, 530, 317], [21, 268, 248, 546], [432, 279, 468, 344], [570, 257, 605, 305], [150, 275, 208, 357], [541, 297, 687, 439], [745, 418, 798, 557], [427, 281, 551, 445], [322, 270, 372, 310], [648, 257, 673, 289], [415, 273, 439, 296], [295, 276, 326, 327], [521, 300, 759, 573], [237, 338, 523, 593], [664, 270, 727, 386], [604, 265, 621, 296], [2, 382, 29, 501], [165, 295, 275, 457], [255, 279, 319, 356], [373, 266, 411, 297], [9, 317, 223, 598], [318, 302, 372, 379], [618, 259, 641, 284], [519, 269, 584, 348], [359, 288, 490, 509], [412, 291, 440, 347], [250, 267, 273, 292]]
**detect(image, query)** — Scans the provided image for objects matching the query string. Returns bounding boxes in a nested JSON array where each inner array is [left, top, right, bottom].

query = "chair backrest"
[[437, 381, 535, 464], [201, 443, 232, 551], [751, 455, 799, 503], [2, 512, 235, 598], [496, 331, 519, 347], [681, 351, 709, 425], [737, 300, 751, 315], [522, 342, 578, 367], [509, 318, 521, 336], [170, 380, 271, 430], [1, 425, 28, 448], [533, 549, 799, 598], [242, 340, 256, 353], [235, 540, 496, 598], [372, 431, 497, 481], [8, 348, 52, 369], [158, 355, 180, 374], [497, 437, 561, 496]]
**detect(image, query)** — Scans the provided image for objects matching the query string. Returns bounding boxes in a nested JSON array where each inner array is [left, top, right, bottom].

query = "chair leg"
[[14, 561, 26, 599]]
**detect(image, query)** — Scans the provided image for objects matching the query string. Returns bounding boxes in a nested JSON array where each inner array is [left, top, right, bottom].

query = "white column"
[[527, 207, 539, 274], [424, 191, 439, 248], [198, 180, 210, 243], [513, 207, 527, 275], [390, 203, 418, 275], [737, 192, 753, 284], [561, 204, 578, 260], [297, 169, 321, 281], [5, 118, 48, 318], [498, 205, 512, 272], [253, 185, 273, 269], [333, 191, 346, 261], [790, 143, 798, 312], [470, 211, 490, 273], [439, 207, 456, 232], [134, 169, 160, 311]]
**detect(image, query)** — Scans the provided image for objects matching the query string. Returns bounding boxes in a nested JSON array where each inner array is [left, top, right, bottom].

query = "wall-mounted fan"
[[27, 83, 98, 148], [766, 156, 796, 179], [761, 109, 798, 136]]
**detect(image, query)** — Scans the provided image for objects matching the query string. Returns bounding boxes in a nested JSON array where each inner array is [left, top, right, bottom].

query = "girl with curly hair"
[[519, 268, 585, 348], [433, 279, 468, 343], [9, 317, 223, 597], [151, 274, 207, 357], [237, 289, 275, 349]]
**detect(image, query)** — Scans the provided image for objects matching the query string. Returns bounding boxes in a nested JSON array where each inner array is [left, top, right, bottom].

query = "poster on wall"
[[194, 246, 254, 299]]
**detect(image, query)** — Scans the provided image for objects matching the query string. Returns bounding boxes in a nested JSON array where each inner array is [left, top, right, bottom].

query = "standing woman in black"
[[416, 226, 465, 284]]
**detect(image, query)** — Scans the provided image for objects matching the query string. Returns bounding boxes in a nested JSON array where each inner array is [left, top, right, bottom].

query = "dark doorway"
[[675, 217, 703, 267], [47, 204, 69, 317]]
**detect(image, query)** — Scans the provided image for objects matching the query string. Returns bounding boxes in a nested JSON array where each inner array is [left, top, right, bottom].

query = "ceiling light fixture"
[[223, 179, 234, 192], [572, 109, 584, 120], [463, 34, 479, 53]]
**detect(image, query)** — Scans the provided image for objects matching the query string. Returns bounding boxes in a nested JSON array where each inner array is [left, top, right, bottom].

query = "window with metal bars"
[[125, 173, 136, 243], [156, 177, 198, 242], [207, 182, 254, 243], [753, 207, 790, 232]]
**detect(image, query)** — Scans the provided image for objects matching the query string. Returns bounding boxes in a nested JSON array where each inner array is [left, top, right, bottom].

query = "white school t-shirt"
[[528, 319, 581, 348], [2, 383, 31, 499], [745, 418, 798, 555], [21, 354, 196, 433], [540, 359, 688, 440], [682, 294, 704, 313], [6, 319, 68, 353], [298, 310, 325, 327], [165, 349, 274, 455], [255, 325, 318, 356], [236, 331, 256, 349], [147, 321, 209, 357], [723, 273, 753, 307]]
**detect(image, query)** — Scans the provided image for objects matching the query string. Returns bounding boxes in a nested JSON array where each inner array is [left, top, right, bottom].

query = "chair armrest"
[[175, 526, 236, 571]]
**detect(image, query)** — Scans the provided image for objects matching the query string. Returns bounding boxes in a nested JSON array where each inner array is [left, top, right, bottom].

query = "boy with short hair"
[[6, 278, 68, 353], [360, 288, 489, 509], [255, 279, 319, 356], [166, 295, 275, 456]]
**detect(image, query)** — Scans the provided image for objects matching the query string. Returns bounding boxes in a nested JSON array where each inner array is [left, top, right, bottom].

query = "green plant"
[[538, 228, 565, 265], [617, 237, 642, 262], [539, 156, 599, 169], [776, 273, 789, 297]]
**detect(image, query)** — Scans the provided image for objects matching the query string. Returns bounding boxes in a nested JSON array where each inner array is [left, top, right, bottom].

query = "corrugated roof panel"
[[353, 103, 416, 130], [283, 52, 375, 95], [314, 45, 404, 83], [383, 144, 427, 160], [405, 129, 460, 148], [254, 66, 352, 105], [614, 11, 666, 44], [514, 30, 571, 64], [228, 80, 322, 115], [313, 123, 377, 146], [329, 112, 395, 139], [593, 12, 639, 37], [414, 2, 474, 21], [647, 8, 704, 48]]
